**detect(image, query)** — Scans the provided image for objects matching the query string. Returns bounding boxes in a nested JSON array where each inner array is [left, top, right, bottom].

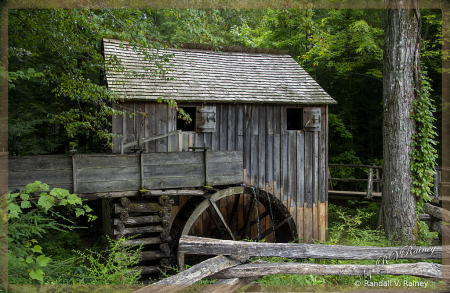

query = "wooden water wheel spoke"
[[206, 206, 226, 236], [170, 186, 297, 269], [208, 199, 236, 241], [241, 195, 257, 239], [236, 210, 270, 235], [252, 216, 292, 242], [228, 193, 241, 232]]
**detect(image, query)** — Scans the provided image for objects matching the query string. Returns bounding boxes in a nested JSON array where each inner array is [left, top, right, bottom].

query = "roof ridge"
[[103, 38, 289, 55]]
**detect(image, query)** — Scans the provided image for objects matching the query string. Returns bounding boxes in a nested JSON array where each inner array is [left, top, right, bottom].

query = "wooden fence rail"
[[178, 236, 441, 260], [132, 236, 443, 293], [328, 164, 444, 202]]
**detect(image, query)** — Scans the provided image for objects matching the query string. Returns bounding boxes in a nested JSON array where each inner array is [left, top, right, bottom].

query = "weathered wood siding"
[[8, 151, 242, 194], [112, 101, 328, 243]]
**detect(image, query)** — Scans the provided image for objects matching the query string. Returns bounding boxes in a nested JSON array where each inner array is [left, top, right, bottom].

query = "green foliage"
[[8, 9, 175, 153], [328, 114, 352, 139], [156, 97, 192, 123], [7, 181, 95, 284], [60, 236, 144, 285], [411, 66, 438, 204]]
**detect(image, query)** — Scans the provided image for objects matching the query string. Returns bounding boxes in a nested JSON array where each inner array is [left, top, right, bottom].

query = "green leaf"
[[29, 268, 44, 281], [36, 255, 50, 267], [20, 193, 30, 201], [26, 256, 33, 264], [75, 208, 85, 218], [37, 194, 55, 211], [31, 245, 43, 254], [21, 201, 31, 209], [50, 188, 70, 199], [8, 203, 22, 219], [66, 193, 82, 205]]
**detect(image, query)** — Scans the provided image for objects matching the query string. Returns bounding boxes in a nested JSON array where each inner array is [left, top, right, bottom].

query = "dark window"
[[287, 108, 303, 130], [177, 107, 196, 131]]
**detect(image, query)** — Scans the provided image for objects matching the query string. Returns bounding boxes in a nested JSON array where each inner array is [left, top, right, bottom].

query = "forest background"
[[7, 8, 443, 174]]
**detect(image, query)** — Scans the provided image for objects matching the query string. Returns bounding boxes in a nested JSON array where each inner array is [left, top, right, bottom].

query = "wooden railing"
[[328, 164, 444, 202]]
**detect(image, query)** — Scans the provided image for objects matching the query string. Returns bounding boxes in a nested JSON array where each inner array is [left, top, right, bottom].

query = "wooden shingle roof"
[[103, 38, 336, 104]]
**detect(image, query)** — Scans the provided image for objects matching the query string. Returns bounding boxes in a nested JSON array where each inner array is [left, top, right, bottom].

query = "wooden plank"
[[204, 132, 212, 151], [207, 150, 242, 164], [75, 154, 139, 169], [198, 260, 266, 293], [273, 105, 281, 197], [180, 236, 442, 260], [251, 105, 259, 186], [304, 131, 313, 243], [145, 176, 204, 190], [319, 106, 326, 205], [313, 131, 319, 241], [167, 105, 178, 152], [281, 106, 288, 203], [319, 200, 326, 241], [211, 262, 442, 280], [304, 204, 313, 244], [76, 179, 140, 194], [114, 225, 165, 235], [236, 105, 244, 152], [297, 203, 304, 243], [227, 104, 236, 150], [112, 103, 123, 154], [144, 151, 202, 165], [243, 105, 252, 183], [8, 155, 72, 172], [297, 131, 305, 210], [135, 101, 146, 147], [207, 163, 244, 176], [144, 164, 203, 177], [259, 105, 266, 189], [156, 103, 168, 152], [123, 101, 135, 153], [212, 104, 220, 151], [8, 169, 73, 188], [220, 104, 228, 150], [145, 103, 156, 152], [135, 255, 249, 292], [181, 132, 189, 151], [208, 175, 243, 186], [288, 131, 297, 208], [77, 166, 140, 182], [266, 105, 274, 191]]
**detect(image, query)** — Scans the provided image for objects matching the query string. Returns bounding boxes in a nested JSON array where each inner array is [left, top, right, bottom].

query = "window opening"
[[287, 108, 303, 130], [177, 107, 196, 132]]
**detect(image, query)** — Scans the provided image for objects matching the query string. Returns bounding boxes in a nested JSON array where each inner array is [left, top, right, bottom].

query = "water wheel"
[[169, 186, 297, 269]]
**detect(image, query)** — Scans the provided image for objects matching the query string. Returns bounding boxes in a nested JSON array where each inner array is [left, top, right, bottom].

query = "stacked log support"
[[110, 195, 174, 280]]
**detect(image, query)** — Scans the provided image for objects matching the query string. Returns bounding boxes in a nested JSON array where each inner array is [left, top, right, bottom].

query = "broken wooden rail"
[[132, 236, 442, 293], [421, 203, 450, 240]]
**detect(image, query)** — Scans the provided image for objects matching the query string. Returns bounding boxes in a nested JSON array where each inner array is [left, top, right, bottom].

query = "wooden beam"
[[209, 262, 441, 279], [132, 255, 249, 293], [431, 221, 450, 240], [423, 203, 450, 222], [329, 164, 383, 169], [198, 260, 269, 293], [179, 236, 441, 260], [140, 189, 205, 196]]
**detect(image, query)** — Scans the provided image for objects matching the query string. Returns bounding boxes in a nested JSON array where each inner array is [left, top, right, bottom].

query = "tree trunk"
[[383, 1, 421, 243]]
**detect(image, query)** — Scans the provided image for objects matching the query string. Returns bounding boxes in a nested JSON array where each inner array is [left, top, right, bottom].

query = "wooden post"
[[366, 168, 373, 199], [434, 170, 441, 202], [375, 169, 380, 192]]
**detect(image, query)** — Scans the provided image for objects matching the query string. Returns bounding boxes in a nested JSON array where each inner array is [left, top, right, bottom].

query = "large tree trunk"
[[382, 1, 421, 243]]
